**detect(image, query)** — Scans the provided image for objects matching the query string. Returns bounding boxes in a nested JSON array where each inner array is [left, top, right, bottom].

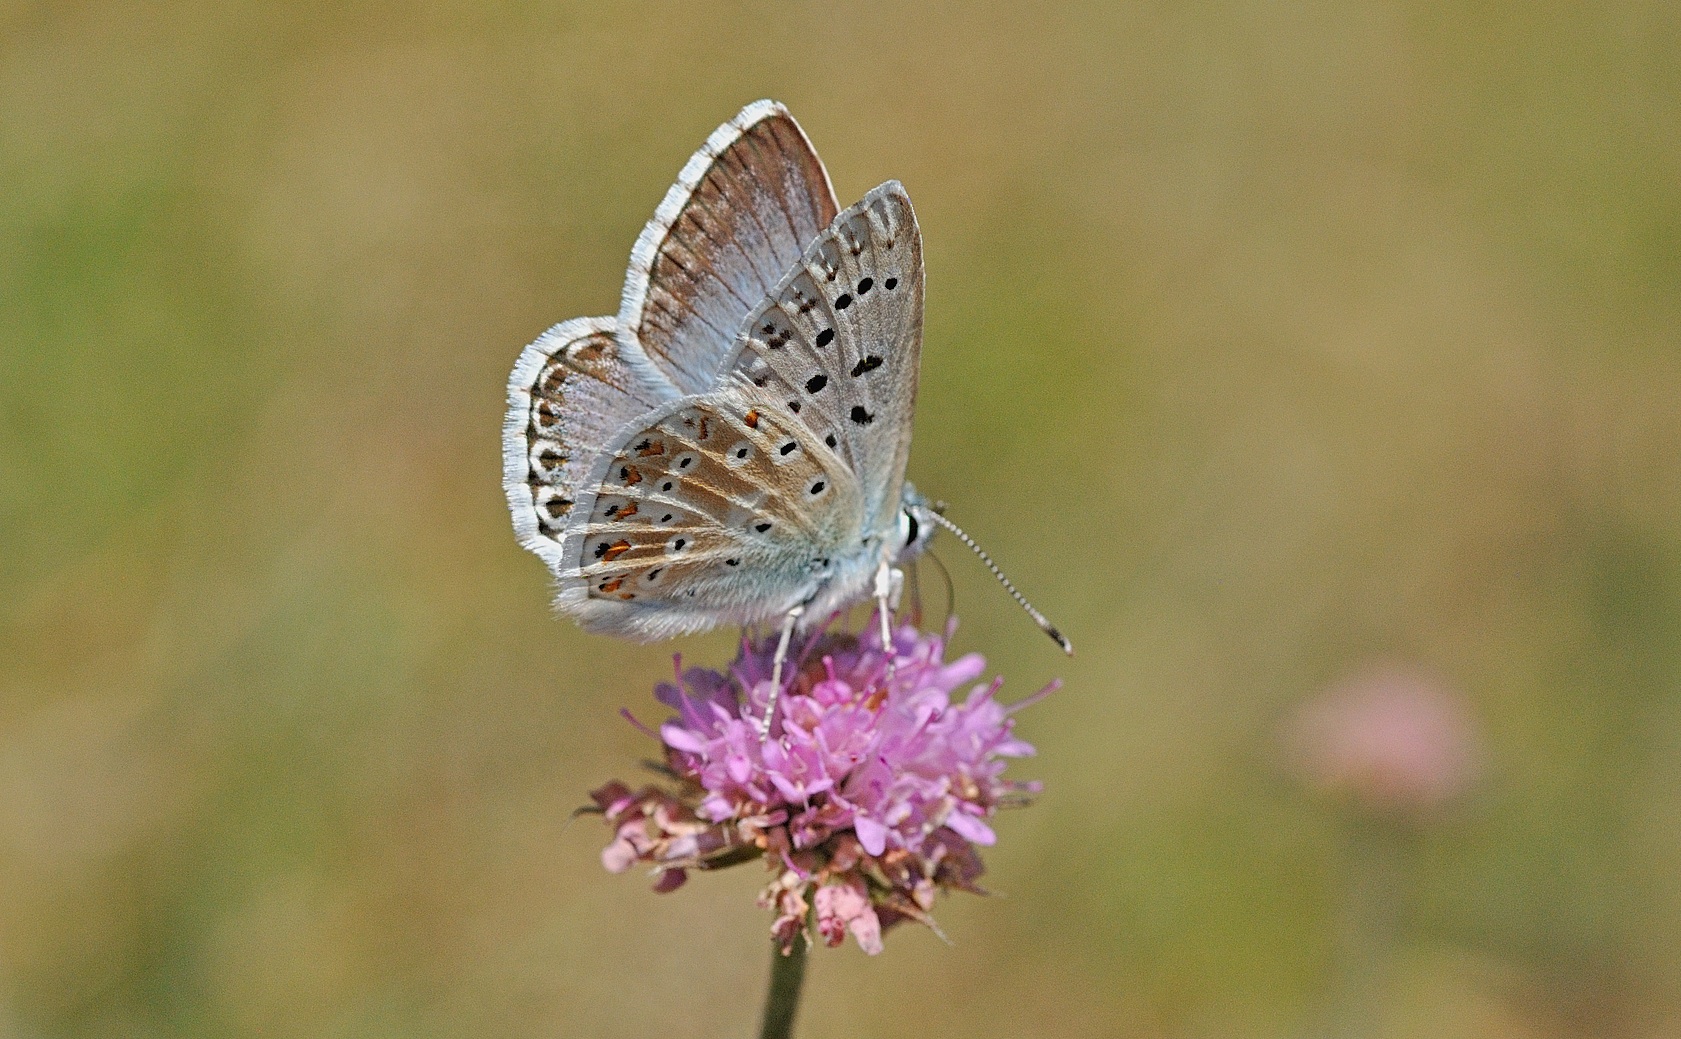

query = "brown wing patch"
[[571, 393, 861, 607]]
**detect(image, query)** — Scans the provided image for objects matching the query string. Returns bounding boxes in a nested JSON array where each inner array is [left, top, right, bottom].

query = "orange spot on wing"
[[602, 540, 631, 562], [620, 464, 642, 485], [617, 502, 638, 519], [637, 439, 666, 457], [744, 409, 760, 429], [599, 577, 624, 593]]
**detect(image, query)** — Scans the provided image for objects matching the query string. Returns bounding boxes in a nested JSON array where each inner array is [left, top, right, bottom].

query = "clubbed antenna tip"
[[1046, 626, 1074, 656]]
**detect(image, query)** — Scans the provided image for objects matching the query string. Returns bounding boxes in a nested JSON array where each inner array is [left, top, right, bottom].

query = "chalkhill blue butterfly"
[[503, 101, 1068, 732]]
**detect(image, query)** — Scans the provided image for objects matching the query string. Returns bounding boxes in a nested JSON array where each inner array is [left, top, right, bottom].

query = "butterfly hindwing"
[[722, 181, 923, 532], [618, 100, 841, 396], [553, 388, 866, 640], [504, 317, 671, 570]]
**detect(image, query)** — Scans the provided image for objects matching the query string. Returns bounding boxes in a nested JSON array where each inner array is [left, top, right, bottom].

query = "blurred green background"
[[5, 1, 1681, 1036]]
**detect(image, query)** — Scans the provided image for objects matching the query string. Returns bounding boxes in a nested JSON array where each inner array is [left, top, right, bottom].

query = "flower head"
[[590, 615, 1050, 954], [1283, 665, 1482, 819]]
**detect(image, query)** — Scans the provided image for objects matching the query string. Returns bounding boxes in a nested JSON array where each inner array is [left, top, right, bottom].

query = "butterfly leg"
[[873, 562, 905, 685], [758, 604, 806, 742]]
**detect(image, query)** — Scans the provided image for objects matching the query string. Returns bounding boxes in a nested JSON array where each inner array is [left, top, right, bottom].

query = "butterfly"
[[503, 101, 1068, 727]]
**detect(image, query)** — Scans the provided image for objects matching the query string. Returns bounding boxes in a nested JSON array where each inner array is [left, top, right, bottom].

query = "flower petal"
[[660, 723, 707, 754], [944, 810, 997, 846], [849, 904, 884, 955], [854, 815, 888, 856], [602, 839, 639, 873]]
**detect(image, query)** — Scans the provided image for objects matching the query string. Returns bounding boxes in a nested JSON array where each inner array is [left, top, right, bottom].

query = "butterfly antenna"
[[922, 510, 1073, 655], [923, 548, 957, 632]]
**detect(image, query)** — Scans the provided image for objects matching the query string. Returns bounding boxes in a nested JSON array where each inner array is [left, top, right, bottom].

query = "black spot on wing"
[[850, 355, 882, 377]]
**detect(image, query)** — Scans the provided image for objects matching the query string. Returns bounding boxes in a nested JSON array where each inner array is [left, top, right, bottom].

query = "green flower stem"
[[1327, 819, 1409, 1039], [758, 938, 809, 1039]]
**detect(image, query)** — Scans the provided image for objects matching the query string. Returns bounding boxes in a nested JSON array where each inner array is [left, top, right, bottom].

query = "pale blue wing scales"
[[551, 386, 865, 641], [618, 100, 840, 396], [503, 317, 668, 570], [721, 182, 923, 534]]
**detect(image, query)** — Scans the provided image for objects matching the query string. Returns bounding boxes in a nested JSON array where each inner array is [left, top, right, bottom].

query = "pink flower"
[[587, 615, 1051, 954], [815, 875, 881, 954], [1283, 665, 1482, 819]]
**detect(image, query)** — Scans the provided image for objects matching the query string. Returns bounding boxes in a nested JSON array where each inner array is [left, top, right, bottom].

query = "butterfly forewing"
[[504, 317, 667, 569], [553, 389, 865, 640], [723, 181, 923, 533], [619, 101, 840, 396]]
